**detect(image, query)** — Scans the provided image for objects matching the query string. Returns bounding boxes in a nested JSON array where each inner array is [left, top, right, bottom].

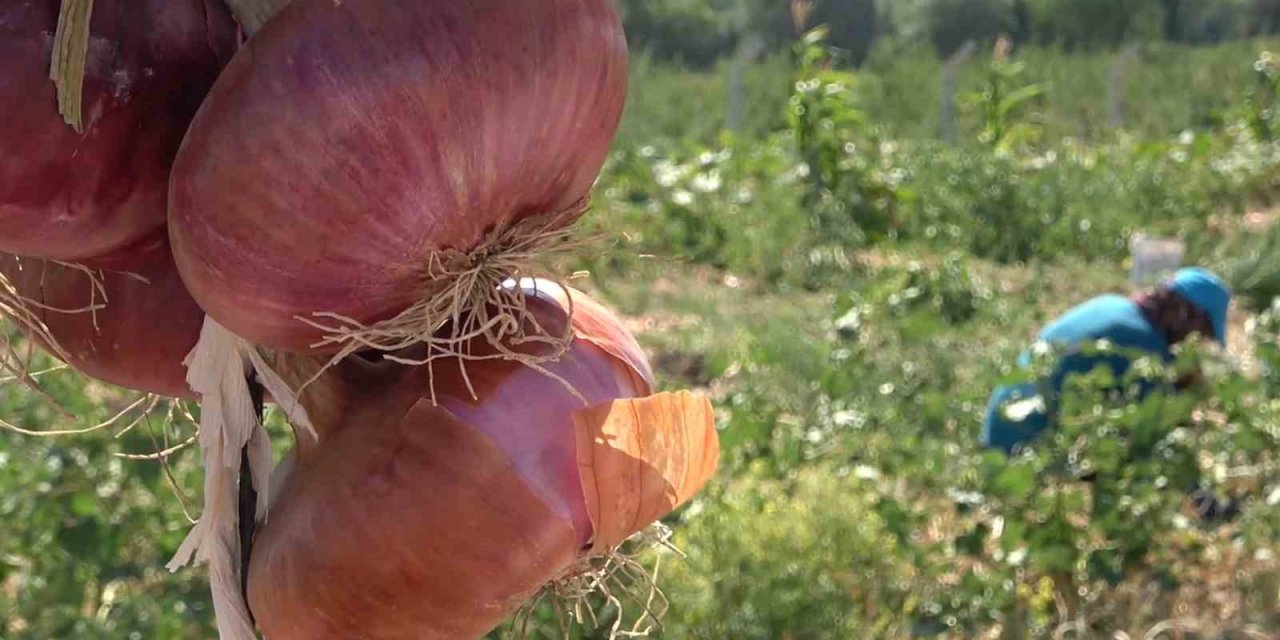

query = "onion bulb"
[[169, 0, 629, 360], [0, 0, 238, 264], [0, 234, 204, 398], [246, 282, 718, 639]]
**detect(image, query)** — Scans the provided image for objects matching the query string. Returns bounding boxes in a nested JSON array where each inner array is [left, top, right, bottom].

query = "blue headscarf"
[[1167, 267, 1231, 345]]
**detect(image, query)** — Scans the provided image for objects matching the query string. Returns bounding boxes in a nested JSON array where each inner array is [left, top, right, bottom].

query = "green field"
[[6, 30, 1280, 640]]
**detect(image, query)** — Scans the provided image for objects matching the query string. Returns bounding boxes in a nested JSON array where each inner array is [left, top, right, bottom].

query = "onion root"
[[0, 258, 109, 420], [297, 202, 594, 404], [518, 524, 678, 639]]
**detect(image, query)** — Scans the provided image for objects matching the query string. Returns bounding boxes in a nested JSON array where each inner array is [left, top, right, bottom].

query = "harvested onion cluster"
[[0, 1, 719, 639]]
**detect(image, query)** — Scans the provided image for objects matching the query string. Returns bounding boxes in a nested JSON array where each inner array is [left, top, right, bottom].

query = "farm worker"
[[980, 267, 1236, 519], [982, 267, 1230, 453]]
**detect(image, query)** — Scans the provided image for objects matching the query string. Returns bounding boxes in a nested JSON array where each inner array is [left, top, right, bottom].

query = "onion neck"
[[266, 351, 346, 458], [268, 350, 410, 462], [223, 0, 291, 35]]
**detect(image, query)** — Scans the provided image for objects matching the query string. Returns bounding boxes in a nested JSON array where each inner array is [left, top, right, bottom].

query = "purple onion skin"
[[169, 0, 629, 352], [0, 234, 204, 398], [0, 0, 238, 266], [249, 292, 650, 640]]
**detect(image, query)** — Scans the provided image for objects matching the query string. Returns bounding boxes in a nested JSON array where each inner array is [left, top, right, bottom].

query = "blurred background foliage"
[[617, 0, 1280, 67], [7, 1, 1280, 638]]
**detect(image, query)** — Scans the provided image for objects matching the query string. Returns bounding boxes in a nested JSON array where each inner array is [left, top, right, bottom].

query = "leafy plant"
[[661, 465, 916, 639], [1245, 50, 1280, 141], [949, 341, 1280, 634], [789, 27, 900, 243], [963, 36, 1049, 152], [1223, 221, 1280, 313], [1254, 297, 1280, 391], [874, 254, 991, 324]]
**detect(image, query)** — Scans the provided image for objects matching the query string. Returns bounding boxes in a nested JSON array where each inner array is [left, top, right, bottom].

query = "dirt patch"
[[1208, 206, 1280, 242], [1244, 208, 1279, 233], [854, 247, 914, 271], [620, 312, 695, 337]]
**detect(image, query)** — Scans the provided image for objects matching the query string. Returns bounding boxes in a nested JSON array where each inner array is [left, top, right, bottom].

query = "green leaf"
[[997, 84, 1049, 116], [991, 464, 1037, 499], [69, 492, 98, 518], [1001, 519, 1027, 552]]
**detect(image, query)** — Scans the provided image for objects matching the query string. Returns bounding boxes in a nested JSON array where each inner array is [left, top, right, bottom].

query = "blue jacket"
[[982, 294, 1171, 454]]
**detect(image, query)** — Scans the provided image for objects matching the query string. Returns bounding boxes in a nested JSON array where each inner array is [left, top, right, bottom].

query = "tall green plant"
[[788, 27, 899, 243], [964, 37, 1049, 151], [1246, 50, 1280, 141]]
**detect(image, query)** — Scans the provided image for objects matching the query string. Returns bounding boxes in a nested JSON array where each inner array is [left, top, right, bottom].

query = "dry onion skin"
[[168, 0, 629, 357], [248, 283, 718, 640], [0, 0, 237, 264], [0, 235, 204, 399], [219, 0, 291, 35]]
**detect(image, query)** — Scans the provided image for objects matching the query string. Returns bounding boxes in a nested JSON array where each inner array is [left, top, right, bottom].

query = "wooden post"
[[1108, 45, 1140, 130], [940, 41, 977, 144], [728, 33, 766, 133]]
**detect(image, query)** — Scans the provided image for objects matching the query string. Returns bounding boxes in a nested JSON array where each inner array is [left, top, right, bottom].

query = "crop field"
[[5, 13, 1280, 640]]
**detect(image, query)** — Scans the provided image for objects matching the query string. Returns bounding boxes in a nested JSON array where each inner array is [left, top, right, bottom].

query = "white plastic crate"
[[1129, 233, 1185, 288]]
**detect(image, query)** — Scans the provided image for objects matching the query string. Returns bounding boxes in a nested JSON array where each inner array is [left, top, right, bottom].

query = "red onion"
[[0, 0, 237, 264], [169, 0, 629, 355], [247, 283, 717, 639], [0, 234, 204, 398]]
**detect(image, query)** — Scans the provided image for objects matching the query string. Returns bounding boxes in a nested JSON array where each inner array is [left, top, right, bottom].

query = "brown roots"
[[0, 387, 202, 521], [299, 203, 595, 404], [0, 258, 200, 515], [110, 398, 202, 521], [0, 258, 107, 359], [510, 523, 680, 640], [50, 0, 93, 133], [0, 259, 108, 420]]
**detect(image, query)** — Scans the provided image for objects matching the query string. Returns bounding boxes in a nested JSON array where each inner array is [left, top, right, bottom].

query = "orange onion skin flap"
[[169, 0, 629, 351], [0, 236, 204, 398], [0, 0, 237, 265], [247, 286, 665, 640]]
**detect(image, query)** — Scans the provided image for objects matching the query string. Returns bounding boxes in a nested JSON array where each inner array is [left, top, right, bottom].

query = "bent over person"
[[983, 267, 1230, 452], [981, 267, 1236, 519]]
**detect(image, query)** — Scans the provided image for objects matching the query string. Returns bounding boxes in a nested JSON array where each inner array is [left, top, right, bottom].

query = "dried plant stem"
[[49, 0, 94, 132], [169, 317, 314, 640]]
